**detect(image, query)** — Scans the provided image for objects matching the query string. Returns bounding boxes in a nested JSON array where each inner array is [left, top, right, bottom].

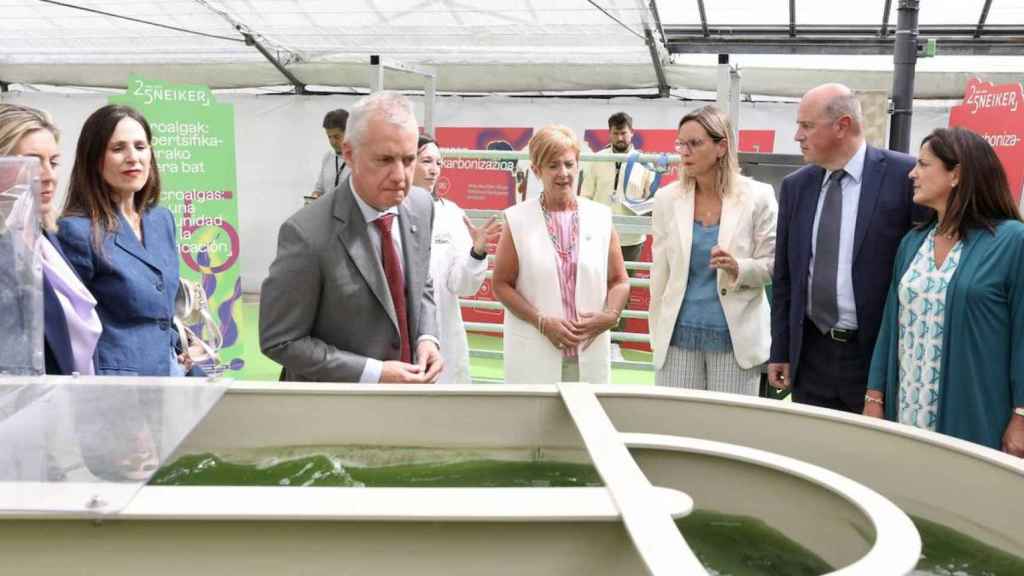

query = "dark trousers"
[[792, 320, 870, 414]]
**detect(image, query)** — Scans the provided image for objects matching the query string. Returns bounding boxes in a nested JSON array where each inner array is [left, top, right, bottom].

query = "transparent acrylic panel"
[[0, 157, 42, 376], [0, 375, 227, 514]]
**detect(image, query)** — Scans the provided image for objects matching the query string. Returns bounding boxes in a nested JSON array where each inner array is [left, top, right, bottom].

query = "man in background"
[[580, 112, 654, 359], [311, 108, 350, 199]]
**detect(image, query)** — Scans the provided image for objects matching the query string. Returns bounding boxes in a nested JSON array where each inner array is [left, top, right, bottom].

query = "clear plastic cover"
[[0, 375, 227, 514], [0, 157, 43, 376]]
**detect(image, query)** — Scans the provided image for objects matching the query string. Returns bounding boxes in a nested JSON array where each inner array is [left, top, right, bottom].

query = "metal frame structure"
[[671, 0, 1018, 56], [369, 55, 438, 134]]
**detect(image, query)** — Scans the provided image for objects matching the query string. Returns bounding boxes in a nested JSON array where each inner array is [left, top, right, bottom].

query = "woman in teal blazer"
[[866, 127, 1024, 456], [57, 104, 181, 377]]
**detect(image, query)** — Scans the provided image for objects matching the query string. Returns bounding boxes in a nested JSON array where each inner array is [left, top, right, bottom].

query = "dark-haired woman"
[[57, 104, 182, 377], [866, 127, 1024, 456]]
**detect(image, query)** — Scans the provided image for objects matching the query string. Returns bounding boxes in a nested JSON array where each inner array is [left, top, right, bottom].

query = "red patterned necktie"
[[374, 213, 411, 363]]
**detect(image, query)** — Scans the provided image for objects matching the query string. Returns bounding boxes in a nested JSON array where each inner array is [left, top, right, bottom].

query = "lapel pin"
[[411, 224, 418, 234]]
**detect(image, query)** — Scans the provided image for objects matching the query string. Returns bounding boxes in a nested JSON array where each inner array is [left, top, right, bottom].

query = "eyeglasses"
[[674, 138, 707, 152]]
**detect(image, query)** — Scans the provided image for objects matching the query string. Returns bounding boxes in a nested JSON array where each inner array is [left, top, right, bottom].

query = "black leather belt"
[[825, 327, 858, 343]]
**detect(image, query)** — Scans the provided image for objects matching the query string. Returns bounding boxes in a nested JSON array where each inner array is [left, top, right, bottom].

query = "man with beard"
[[580, 112, 654, 266]]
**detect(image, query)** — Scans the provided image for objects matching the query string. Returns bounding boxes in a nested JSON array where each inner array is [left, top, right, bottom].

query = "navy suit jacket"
[[57, 206, 179, 376], [770, 145, 922, 386], [42, 230, 76, 375]]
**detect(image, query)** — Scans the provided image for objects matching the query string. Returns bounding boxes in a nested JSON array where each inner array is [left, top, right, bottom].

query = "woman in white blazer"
[[414, 134, 502, 384], [493, 125, 630, 384], [649, 106, 778, 395]]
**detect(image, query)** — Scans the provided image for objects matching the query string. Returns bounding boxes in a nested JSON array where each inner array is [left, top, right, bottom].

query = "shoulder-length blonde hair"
[[0, 103, 61, 231], [528, 124, 581, 169], [678, 105, 740, 197]]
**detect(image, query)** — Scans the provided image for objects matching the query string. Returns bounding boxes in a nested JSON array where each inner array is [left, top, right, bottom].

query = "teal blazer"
[[868, 220, 1024, 450]]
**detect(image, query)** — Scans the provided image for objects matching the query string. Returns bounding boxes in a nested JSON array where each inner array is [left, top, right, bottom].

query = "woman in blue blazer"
[[1, 103, 102, 375], [866, 127, 1024, 456], [57, 104, 181, 377]]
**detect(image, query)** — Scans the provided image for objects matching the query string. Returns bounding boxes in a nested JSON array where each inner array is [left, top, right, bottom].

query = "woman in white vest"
[[493, 125, 630, 384], [649, 105, 778, 395], [414, 134, 502, 384]]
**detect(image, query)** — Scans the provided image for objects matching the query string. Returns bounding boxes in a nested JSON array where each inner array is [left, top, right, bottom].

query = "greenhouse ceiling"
[[1, 0, 1022, 98]]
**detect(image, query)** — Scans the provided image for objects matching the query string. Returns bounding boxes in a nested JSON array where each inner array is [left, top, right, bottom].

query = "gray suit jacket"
[[260, 179, 437, 382]]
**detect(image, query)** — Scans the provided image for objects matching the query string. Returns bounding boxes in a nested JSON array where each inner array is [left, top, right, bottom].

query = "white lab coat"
[[429, 198, 489, 384]]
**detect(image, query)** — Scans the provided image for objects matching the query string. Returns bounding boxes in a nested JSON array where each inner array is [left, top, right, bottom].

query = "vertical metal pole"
[[369, 55, 384, 92], [888, 0, 919, 153], [424, 75, 437, 135], [716, 54, 731, 113], [729, 67, 741, 143]]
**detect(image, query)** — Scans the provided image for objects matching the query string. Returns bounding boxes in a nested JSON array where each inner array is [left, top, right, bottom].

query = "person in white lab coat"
[[414, 134, 502, 383]]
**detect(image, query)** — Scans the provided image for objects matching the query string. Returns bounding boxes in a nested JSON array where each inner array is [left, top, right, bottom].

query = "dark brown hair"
[[608, 111, 633, 130], [920, 127, 1021, 238], [62, 104, 162, 250]]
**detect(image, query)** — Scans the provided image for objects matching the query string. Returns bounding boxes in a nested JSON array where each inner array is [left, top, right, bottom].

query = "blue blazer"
[[57, 206, 179, 377], [42, 230, 76, 375], [770, 145, 922, 387]]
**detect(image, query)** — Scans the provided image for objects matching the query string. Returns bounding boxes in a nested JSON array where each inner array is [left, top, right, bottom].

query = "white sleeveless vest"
[[503, 197, 612, 384]]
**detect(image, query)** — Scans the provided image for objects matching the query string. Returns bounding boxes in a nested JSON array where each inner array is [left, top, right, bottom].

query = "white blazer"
[[649, 176, 778, 370], [429, 197, 489, 384], [503, 197, 612, 384]]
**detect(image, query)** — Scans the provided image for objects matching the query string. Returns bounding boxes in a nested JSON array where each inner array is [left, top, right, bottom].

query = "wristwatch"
[[1014, 407, 1024, 418]]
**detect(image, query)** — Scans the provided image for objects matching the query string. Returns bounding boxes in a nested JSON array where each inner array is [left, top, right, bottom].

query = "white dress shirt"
[[807, 140, 866, 330]]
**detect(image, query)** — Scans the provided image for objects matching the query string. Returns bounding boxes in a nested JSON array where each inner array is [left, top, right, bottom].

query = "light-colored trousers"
[[655, 346, 760, 396]]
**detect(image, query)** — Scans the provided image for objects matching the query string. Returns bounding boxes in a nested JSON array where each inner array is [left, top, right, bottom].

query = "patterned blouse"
[[545, 208, 579, 358], [897, 228, 962, 431]]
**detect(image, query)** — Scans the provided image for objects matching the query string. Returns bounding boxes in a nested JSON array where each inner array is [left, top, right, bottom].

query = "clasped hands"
[[381, 340, 444, 384], [541, 310, 619, 352]]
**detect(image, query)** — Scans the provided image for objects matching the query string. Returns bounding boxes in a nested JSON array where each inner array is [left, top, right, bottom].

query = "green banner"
[[111, 76, 244, 376]]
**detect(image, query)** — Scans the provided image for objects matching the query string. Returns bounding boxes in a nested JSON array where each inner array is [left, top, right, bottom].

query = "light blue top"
[[807, 140, 866, 330], [897, 228, 962, 430], [671, 221, 731, 352]]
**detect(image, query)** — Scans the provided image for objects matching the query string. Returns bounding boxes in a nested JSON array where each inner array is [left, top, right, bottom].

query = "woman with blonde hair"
[[649, 105, 778, 395], [493, 125, 630, 384], [0, 103, 102, 374]]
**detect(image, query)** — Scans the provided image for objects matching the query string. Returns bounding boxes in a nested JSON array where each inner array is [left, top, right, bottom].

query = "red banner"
[[738, 130, 775, 153], [435, 127, 532, 210], [949, 78, 1024, 203]]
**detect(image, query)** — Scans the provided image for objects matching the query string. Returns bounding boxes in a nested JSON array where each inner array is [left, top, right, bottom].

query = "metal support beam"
[[888, 0, 919, 153], [976, 0, 994, 38], [644, 27, 670, 98], [696, 0, 709, 37], [664, 24, 1024, 56], [369, 55, 438, 134], [241, 32, 305, 94], [716, 55, 741, 139], [789, 0, 797, 37], [881, 0, 893, 38]]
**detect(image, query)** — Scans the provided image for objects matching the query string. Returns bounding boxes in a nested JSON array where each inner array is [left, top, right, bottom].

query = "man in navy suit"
[[768, 83, 921, 413]]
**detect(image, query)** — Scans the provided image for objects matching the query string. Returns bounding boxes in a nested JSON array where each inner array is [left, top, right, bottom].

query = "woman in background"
[[0, 103, 101, 375], [493, 125, 629, 384], [413, 134, 501, 383], [649, 105, 777, 395], [58, 104, 183, 377], [866, 127, 1024, 456]]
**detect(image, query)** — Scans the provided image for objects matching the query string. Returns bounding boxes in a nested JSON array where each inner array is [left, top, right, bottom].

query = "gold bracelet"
[[864, 394, 884, 406], [536, 314, 545, 335]]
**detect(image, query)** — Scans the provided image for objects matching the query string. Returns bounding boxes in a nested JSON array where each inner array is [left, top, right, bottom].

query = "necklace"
[[539, 193, 578, 256]]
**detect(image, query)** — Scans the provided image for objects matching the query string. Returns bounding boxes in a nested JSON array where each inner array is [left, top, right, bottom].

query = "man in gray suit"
[[260, 91, 444, 383]]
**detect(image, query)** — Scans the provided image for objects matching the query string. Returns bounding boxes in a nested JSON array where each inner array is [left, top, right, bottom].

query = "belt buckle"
[[829, 328, 850, 343]]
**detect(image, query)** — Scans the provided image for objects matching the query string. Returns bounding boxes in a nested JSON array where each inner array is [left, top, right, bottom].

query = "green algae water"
[[151, 450, 1024, 576]]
